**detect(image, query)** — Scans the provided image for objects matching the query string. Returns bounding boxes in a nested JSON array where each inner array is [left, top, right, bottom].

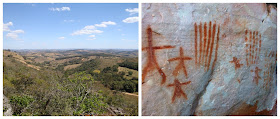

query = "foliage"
[[93, 69, 100, 74], [100, 66, 138, 93], [10, 95, 34, 115], [118, 60, 138, 70], [3, 50, 138, 116], [73, 94, 108, 115], [128, 71, 133, 75]]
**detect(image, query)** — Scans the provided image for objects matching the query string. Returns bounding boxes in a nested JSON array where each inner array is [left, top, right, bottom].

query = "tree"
[[128, 71, 133, 75]]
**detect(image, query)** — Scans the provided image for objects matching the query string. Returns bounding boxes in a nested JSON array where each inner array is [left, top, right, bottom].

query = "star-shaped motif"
[[168, 47, 192, 77], [167, 79, 191, 103]]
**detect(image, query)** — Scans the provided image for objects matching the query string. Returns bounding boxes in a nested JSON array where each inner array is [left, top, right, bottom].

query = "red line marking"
[[250, 44, 252, 64], [212, 25, 220, 71], [194, 23, 198, 65], [205, 21, 212, 68], [168, 47, 192, 77], [142, 25, 175, 85], [167, 79, 191, 103], [208, 23, 216, 70], [199, 22, 202, 65], [251, 67, 262, 85], [249, 31, 252, 65], [245, 30, 249, 66], [252, 31, 255, 64], [203, 22, 207, 68], [254, 32, 258, 64], [153, 46, 175, 49]]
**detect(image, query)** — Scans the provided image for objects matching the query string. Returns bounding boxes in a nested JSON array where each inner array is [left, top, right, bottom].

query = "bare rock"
[[3, 95, 13, 116], [142, 3, 276, 116]]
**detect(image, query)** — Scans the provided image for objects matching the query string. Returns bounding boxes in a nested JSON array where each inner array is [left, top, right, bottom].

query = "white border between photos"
[[1, 0, 279, 119]]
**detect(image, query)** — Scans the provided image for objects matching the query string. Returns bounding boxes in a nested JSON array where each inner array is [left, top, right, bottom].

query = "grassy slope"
[[3, 50, 138, 116], [118, 67, 138, 79]]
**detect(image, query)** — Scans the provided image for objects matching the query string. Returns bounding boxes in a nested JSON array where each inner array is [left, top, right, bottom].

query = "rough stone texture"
[[142, 3, 276, 116]]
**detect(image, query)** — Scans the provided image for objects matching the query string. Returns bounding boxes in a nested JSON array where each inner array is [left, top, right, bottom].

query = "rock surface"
[[142, 3, 276, 116], [4, 95, 13, 116]]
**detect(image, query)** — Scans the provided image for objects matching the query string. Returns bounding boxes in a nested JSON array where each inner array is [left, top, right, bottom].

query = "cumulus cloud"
[[89, 35, 95, 37], [87, 35, 96, 40], [4, 22, 24, 40], [71, 21, 116, 36], [6, 33, 19, 39], [95, 21, 116, 27], [125, 8, 138, 15], [11, 30, 24, 33], [84, 25, 95, 29], [6, 30, 24, 40], [3, 22, 13, 31], [122, 17, 138, 23], [49, 7, 70, 11], [58, 37, 65, 39], [71, 25, 103, 35]]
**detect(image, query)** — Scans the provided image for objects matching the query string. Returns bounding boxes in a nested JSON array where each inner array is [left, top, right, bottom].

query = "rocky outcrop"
[[107, 107, 125, 116], [142, 3, 276, 116], [4, 95, 13, 116]]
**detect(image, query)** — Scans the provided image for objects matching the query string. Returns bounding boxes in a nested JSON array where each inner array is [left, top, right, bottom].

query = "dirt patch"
[[64, 64, 82, 70]]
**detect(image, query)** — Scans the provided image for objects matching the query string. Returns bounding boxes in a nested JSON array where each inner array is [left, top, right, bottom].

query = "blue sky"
[[3, 3, 138, 49]]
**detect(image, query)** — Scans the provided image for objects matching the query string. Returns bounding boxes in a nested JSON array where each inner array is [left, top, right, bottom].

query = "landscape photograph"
[[3, 3, 138, 116]]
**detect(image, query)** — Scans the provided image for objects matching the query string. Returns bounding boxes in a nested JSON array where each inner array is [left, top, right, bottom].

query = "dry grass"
[[118, 67, 138, 79], [64, 64, 82, 70], [4, 51, 41, 70]]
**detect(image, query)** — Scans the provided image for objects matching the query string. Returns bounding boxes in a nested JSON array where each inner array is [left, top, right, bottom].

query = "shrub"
[[128, 71, 133, 75], [10, 95, 34, 115]]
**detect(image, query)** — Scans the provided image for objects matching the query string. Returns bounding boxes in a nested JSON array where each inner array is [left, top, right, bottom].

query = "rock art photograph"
[[142, 3, 277, 116]]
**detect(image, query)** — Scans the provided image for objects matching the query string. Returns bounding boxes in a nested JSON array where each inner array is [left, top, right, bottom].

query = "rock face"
[[4, 95, 13, 116], [142, 3, 276, 116]]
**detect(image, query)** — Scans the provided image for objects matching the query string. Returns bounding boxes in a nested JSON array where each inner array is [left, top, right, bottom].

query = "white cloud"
[[122, 17, 138, 23], [84, 25, 95, 29], [11, 30, 24, 33], [4, 22, 24, 40], [6, 33, 18, 39], [3, 22, 13, 31], [58, 37, 65, 39], [71, 25, 103, 35], [95, 21, 116, 27], [125, 8, 138, 15], [89, 35, 95, 38], [49, 7, 70, 11], [6, 29, 24, 40], [71, 21, 115, 36], [95, 24, 106, 27], [102, 21, 116, 25]]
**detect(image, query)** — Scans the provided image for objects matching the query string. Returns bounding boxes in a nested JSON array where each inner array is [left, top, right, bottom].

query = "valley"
[[3, 49, 138, 116]]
